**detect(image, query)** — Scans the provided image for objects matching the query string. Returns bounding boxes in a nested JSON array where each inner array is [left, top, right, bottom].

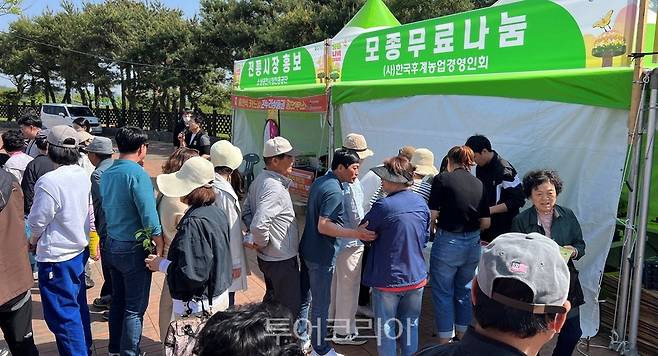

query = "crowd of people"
[[0, 112, 585, 356]]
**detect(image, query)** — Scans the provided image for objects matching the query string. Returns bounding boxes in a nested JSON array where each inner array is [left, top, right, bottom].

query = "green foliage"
[[0, 0, 22, 16], [0, 0, 482, 112], [135, 226, 155, 254]]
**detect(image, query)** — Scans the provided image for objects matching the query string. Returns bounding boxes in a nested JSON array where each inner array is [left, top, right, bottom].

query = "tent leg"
[[611, 73, 648, 354], [627, 68, 658, 356], [328, 89, 335, 163]]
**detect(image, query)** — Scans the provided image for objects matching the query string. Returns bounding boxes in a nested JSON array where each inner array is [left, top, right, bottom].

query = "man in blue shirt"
[[101, 126, 162, 356], [299, 148, 376, 356]]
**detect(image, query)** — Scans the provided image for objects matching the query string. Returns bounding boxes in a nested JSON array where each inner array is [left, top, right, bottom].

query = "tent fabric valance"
[[331, 67, 633, 110]]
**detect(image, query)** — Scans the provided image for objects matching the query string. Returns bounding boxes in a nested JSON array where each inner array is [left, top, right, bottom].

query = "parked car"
[[40, 104, 103, 135]]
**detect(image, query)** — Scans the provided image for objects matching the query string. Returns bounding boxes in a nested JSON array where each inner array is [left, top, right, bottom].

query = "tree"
[[0, 0, 21, 16]]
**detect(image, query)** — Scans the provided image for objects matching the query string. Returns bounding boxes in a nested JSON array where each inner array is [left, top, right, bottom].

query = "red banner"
[[231, 94, 328, 113]]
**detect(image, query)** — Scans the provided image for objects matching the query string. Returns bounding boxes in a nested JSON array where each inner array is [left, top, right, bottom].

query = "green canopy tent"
[[231, 0, 401, 185]]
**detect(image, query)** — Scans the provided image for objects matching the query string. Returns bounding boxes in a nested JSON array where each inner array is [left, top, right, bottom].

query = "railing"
[[0, 103, 232, 139]]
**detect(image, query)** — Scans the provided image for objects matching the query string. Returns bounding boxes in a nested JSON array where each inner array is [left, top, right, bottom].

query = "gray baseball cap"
[[86, 136, 114, 155], [47, 125, 79, 149], [477, 232, 570, 314]]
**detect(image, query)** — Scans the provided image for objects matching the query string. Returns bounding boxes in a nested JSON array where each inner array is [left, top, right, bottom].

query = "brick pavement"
[[1, 139, 617, 356]]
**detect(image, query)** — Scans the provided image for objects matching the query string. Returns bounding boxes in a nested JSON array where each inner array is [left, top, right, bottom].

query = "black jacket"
[[166, 204, 233, 302], [475, 151, 525, 242], [20, 154, 56, 214], [511, 204, 586, 311], [184, 130, 211, 156]]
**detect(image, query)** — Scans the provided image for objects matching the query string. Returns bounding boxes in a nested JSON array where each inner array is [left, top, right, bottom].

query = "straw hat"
[[77, 131, 94, 146], [342, 133, 373, 159], [157, 156, 215, 198], [210, 140, 243, 170], [411, 148, 439, 176]]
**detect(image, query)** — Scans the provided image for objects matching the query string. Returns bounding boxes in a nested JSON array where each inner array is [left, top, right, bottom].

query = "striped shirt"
[[369, 176, 433, 207]]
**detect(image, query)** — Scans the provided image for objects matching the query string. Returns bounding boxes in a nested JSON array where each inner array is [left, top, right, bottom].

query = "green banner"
[[338, 1, 587, 82], [235, 43, 325, 89]]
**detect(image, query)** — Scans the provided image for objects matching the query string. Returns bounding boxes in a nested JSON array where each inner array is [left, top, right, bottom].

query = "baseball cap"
[[342, 133, 373, 160], [477, 232, 570, 314], [210, 140, 243, 170], [263, 136, 297, 158], [86, 136, 114, 155], [47, 125, 79, 148], [157, 156, 215, 198]]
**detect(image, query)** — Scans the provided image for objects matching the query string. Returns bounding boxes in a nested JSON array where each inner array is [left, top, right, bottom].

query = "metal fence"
[[0, 103, 232, 139]]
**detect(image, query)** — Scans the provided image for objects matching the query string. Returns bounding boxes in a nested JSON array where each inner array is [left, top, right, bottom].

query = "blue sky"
[[0, 1, 201, 87]]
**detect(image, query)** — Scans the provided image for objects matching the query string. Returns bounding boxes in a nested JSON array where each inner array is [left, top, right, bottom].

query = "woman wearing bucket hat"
[[146, 157, 233, 318], [210, 140, 250, 308], [410, 148, 438, 203], [156, 147, 199, 340], [360, 156, 430, 356]]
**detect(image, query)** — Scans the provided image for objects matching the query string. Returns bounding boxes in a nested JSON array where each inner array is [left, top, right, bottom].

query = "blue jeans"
[[105, 238, 152, 356], [430, 229, 481, 338], [372, 287, 424, 356], [297, 258, 311, 343], [304, 259, 335, 355], [39, 249, 92, 356], [24, 217, 36, 272]]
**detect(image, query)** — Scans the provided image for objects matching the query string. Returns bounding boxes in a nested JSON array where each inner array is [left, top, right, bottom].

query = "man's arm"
[[430, 210, 439, 236], [249, 188, 278, 248], [492, 171, 525, 214], [318, 217, 375, 241], [27, 183, 58, 245], [21, 164, 36, 215]]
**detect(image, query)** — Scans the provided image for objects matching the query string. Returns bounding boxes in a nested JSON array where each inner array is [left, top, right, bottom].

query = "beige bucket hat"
[[157, 156, 215, 198], [411, 148, 439, 176], [342, 133, 373, 159]]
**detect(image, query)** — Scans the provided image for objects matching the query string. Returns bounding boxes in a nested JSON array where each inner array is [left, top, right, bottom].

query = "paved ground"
[[1, 138, 619, 355]]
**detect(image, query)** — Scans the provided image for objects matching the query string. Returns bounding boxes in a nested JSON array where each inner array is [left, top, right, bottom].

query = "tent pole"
[[627, 68, 658, 356], [628, 0, 648, 138], [328, 87, 335, 163], [611, 72, 647, 353]]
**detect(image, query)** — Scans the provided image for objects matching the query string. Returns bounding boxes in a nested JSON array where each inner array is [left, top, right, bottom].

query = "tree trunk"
[[78, 87, 88, 106], [85, 88, 92, 106], [120, 66, 126, 111], [179, 85, 187, 112], [43, 75, 56, 103], [94, 85, 100, 108], [62, 80, 72, 104], [159, 87, 168, 112], [127, 66, 136, 110], [103, 87, 119, 111]]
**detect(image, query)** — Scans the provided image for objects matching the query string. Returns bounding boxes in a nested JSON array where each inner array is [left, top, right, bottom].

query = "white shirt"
[[28, 165, 91, 262], [4, 152, 33, 183]]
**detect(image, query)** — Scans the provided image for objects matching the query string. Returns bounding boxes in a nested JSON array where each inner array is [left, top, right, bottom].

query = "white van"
[[40, 104, 103, 135]]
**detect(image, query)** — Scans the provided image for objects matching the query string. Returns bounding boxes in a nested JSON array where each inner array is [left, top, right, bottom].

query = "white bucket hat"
[[210, 140, 243, 170], [411, 148, 439, 176], [157, 156, 215, 198]]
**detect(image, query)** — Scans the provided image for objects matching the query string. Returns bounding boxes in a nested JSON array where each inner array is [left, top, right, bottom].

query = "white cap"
[[263, 136, 297, 158], [210, 140, 243, 170], [156, 156, 215, 198]]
